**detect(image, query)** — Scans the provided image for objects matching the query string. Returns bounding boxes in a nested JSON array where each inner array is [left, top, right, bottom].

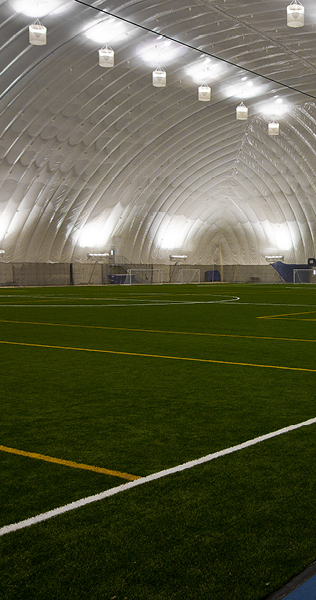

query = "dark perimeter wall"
[[0, 263, 284, 286]]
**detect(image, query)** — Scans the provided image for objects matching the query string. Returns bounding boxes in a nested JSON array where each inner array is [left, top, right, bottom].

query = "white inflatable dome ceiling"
[[1, 0, 316, 265]]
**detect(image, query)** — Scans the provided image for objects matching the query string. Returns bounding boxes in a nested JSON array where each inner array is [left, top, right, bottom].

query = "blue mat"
[[271, 261, 308, 283], [286, 574, 316, 599]]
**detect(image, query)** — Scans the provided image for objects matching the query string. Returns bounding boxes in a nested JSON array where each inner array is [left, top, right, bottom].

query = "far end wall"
[[0, 262, 284, 286]]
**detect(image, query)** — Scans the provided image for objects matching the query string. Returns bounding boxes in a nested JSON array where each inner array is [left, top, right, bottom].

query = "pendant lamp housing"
[[152, 68, 166, 87], [29, 19, 47, 45], [99, 45, 114, 67], [287, 0, 304, 27], [236, 102, 248, 120], [268, 121, 280, 136], [198, 84, 211, 101]]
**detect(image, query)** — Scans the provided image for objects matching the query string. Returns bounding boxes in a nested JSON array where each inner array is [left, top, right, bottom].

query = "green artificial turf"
[[0, 283, 316, 599]]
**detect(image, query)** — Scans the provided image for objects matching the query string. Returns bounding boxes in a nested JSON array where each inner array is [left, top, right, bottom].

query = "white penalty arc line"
[[1, 416, 316, 537]]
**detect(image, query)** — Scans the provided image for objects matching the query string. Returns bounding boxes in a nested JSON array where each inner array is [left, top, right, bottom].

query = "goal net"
[[177, 268, 200, 284], [293, 269, 316, 284], [126, 268, 163, 285]]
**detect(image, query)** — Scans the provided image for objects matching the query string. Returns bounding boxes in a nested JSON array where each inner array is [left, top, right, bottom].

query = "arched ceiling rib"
[[1, 0, 316, 265]]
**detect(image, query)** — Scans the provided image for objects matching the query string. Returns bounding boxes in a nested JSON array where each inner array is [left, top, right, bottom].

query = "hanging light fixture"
[[152, 67, 166, 87], [287, 0, 304, 27], [29, 19, 47, 45], [198, 84, 211, 102], [98, 44, 114, 67], [236, 101, 248, 120], [268, 121, 280, 136]]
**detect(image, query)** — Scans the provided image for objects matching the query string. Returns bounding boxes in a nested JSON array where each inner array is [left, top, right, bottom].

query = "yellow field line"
[[0, 445, 140, 481], [1, 339, 316, 372], [258, 310, 316, 320], [1, 318, 316, 344], [261, 318, 316, 322]]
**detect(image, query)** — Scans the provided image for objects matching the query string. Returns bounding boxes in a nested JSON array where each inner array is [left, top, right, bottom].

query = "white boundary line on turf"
[[0, 298, 239, 307], [2, 301, 316, 309], [1, 416, 316, 537]]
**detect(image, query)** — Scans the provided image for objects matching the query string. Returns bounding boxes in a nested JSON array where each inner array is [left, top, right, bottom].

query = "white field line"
[[0, 298, 239, 307], [1, 417, 316, 537], [2, 301, 316, 309]]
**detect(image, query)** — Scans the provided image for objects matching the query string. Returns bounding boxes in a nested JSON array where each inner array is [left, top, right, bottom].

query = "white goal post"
[[177, 268, 200, 284], [293, 269, 316, 284], [125, 268, 164, 285]]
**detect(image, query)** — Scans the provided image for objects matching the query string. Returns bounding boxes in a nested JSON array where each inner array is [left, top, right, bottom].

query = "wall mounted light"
[[169, 255, 187, 261], [265, 255, 284, 262], [87, 253, 109, 261]]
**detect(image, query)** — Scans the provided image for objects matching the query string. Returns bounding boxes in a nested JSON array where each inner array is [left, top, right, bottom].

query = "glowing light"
[[136, 39, 184, 66], [274, 225, 293, 250], [259, 100, 290, 117], [12, 0, 64, 18], [0, 216, 13, 240], [265, 255, 284, 262], [157, 217, 192, 250], [169, 255, 187, 261], [84, 18, 128, 44], [78, 222, 113, 249], [50, 2, 73, 15], [265, 223, 293, 251], [223, 78, 265, 99], [276, 104, 288, 116], [185, 58, 222, 84]]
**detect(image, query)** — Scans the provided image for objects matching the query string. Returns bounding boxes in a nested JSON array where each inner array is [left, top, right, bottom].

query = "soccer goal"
[[293, 269, 316, 284], [125, 268, 164, 284], [177, 268, 200, 284]]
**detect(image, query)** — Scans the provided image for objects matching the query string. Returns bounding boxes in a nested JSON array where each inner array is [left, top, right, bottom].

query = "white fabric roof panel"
[[0, 0, 316, 264]]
